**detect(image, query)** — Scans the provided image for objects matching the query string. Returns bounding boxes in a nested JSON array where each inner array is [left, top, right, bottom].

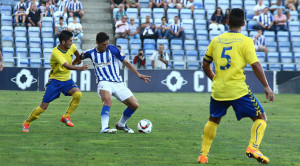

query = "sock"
[[248, 119, 267, 149], [201, 121, 218, 156], [63, 91, 82, 118], [23, 106, 45, 124], [118, 107, 136, 127], [101, 105, 110, 130]]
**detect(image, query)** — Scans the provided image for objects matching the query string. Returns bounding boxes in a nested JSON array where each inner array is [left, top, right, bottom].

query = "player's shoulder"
[[107, 45, 120, 54], [84, 47, 95, 54]]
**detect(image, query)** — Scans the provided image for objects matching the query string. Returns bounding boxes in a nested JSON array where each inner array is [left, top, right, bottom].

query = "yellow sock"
[[201, 121, 218, 156], [24, 106, 45, 124], [63, 91, 82, 118], [248, 119, 267, 149]]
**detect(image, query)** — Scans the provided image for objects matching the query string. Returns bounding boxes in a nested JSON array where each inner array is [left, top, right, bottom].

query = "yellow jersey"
[[204, 31, 259, 101], [49, 44, 77, 81]]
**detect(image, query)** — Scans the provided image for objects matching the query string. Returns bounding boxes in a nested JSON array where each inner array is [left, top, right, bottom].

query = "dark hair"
[[139, 49, 143, 51], [59, 16, 63, 20], [213, 7, 224, 16], [19, 6, 25, 10], [96, 32, 110, 44], [42, 1, 46, 5], [174, 16, 178, 19], [59, 30, 73, 43], [161, 16, 166, 21], [228, 8, 244, 28]]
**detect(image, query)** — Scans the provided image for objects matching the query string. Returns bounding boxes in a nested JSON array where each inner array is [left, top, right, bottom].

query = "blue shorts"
[[42, 79, 78, 103], [210, 92, 265, 121]]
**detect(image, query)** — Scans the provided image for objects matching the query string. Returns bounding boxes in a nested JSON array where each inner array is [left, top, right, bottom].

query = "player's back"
[[204, 31, 259, 101]]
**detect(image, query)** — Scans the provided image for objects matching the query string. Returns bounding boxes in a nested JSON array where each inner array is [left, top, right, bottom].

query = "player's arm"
[[251, 62, 274, 101], [72, 50, 82, 65], [63, 62, 88, 71], [202, 60, 215, 81], [122, 59, 151, 83]]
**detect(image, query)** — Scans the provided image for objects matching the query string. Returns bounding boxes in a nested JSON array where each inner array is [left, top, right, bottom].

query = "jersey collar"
[[57, 46, 67, 53], [228, 31, 240, 33]]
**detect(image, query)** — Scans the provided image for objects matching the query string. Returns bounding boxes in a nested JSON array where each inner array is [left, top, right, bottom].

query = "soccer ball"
[[137, 119, 152, 133]]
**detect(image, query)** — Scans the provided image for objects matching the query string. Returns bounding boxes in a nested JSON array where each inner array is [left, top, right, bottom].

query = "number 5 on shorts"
[[220, 46, 232, 70]]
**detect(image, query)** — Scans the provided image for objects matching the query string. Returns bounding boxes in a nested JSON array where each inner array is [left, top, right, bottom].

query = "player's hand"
[[138, 74, 151, 84], [264, 86, 274, 102], [80, 64, 88, 71]]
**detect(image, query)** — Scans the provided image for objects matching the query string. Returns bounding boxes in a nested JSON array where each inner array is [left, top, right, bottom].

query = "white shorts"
[[177, 3, 194, 8], [97, 81, 133, 102]]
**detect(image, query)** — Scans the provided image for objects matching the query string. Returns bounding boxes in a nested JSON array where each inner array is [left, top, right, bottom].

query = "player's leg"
[[198, 97, 230, 163]]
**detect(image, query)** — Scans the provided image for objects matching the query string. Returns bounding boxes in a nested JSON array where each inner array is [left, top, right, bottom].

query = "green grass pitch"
[[0, 91, 299, 166]]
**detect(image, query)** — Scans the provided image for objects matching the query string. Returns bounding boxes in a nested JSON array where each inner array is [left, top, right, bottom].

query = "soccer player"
[[75, 32, 151, 133], [197, 9, 274, 164], [22, 30, 88, 132]]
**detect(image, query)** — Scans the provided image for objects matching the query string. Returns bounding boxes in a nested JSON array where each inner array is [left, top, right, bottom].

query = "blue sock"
[[118, 107, 135, 127], [101, 105, 110, 130]]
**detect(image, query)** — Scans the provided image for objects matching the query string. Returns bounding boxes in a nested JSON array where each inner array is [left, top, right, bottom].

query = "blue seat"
[[288, 21, 299, 32], [42, 17, 53, 27], [292, 42, 300, 53], [269, 64, 281, 71], [180, 8, 192, 19], [14, 27, 27, 37], [154, 18, 162, 24], [289, 11, 298, 21], [193, 9, 205, 20], [193, 0, 203, 8], [2, 47, 15, 63], [249, 31, 257, 37], [41, 27, 53, 38], [282, 64, 295, 71], [231, 0, 242, 8], [204, 0, 216, 11], [196, 30, 208, 40], [145, 60, 152, 69], [267, 52, 279, 63], [281, 53, 293, 63], [187, 62, 200, 69], [206, 10, 215, 20], [153, 8, 164, 19], [1, 15, 13, 26], [294, 53, 300, 63], [170, 39, 182, 50], [42, 38, 55, 48], [29, 38, 41, 48], [140, 0, 149, 8], [67, 17, 80, 24], [184, 40, 196, 51], [277, 31, 289, 42], [244, 64, 252, 71], [172, 50, 184, 60], [127, 8, 139, 19], [199, 51, 206, 61], [278, 41, 290, 53], [16, 47, 28, 67], [43, 48, 52, 60], [157, 39, 169, 49], [209, 31, 221, 40], [30, 48, 42, 67], [290, 32, 300, 42], [218, 0, 229, 13], [167, 8, 179, 19], [248, 20, 258, 31], [173, 61, 185, 69], [129, 39, 142, 50], [246, 11, 255, 20], [1, 26, 13, 37], [144, 49, 156, 59], [182, 19, 194, 30], [130, 49, 138, 59], [116, 38, 129, 50], [56, 38, 60, 45], [244, 0, 256, 11], [0, 5, 12, 15], [241, 31, 249, 36], [267, 41, 277, 52], [73, 38, 81, 49], [195, 20, 207, 30], [15, 37, 27, 48], [186, 50, 198, 61], [263, 31, 275, 42], [198, 40, 209, 51], [1, 36, 13, 47], [185, 29, 195, 40], [256, 52, 266, 63], [261, 63, 268, 70], [140, 8, 152, 18], [28, 27, 40, 37], [143, 39, 156, 50]]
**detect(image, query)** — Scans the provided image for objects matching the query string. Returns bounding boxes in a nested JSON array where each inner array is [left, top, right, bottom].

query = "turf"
[[0, 91, 299, 166]]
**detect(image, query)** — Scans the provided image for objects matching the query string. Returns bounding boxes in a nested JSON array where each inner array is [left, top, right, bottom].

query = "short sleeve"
[[150, 52, 156, 61], [165, 53, 170, 61], [52, 50, 67, 65], [108, 45, 125, 61], [82, 50, 91, 59], [243, 38, 259, 65], [204, 39, 214, 63]]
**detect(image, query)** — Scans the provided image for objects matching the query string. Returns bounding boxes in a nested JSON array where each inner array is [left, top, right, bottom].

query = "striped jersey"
[[82, 45, 125, 83], [15, 2, 27, 11], [252, 35, 266, 47], [57, 0, 69, 12], [170, 22, 183, 33], [258, 13, 274, 26], [68, 1, 83, 11]]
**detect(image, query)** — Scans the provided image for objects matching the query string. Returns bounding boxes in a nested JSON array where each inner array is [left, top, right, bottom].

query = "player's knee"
[[130, 102, 139, 110], [73, 91, 82, 100]]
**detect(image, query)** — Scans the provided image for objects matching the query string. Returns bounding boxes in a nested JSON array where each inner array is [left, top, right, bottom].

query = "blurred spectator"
[[141, 15, 157, 40], [26, 0, 39, 14], [114, 4, 127, 23], [176, 0, 195, 12], [253, 0, 267, 20], [285, 0, 297, 11], [126, 0, 140, 11], [157, 16, 170, 39], [133, 49, 146, 69], [68, 0, 84, 19], [27, 4, 43, 29], [15, 6, 26, 27], [115, 15, 129, 40], [167, 0, 177, 8], [270, 0, 285, 12], [223, 8, 230, 30], [55, 17, 67, 38], [149, 0, 167, 12], [0, 50, 3, 72], [258, 7, 275, 31], [274, 8, 288, 31], [45, 0, 56, 17], [68, 17, 83, 40], [209, 7, 225, 32], [39, 1, 47, 16], [151, 44, 169, 69], [15, 0, 27, 12], [129, 17, 140, 39], [110, 0, 126, 13], [170, 16, 185, 40], [253, 29, 268, 57], [54, 0, 68, 19]]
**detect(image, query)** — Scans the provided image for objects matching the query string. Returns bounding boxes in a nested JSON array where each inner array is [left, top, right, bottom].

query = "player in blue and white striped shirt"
[[54, 0, 68, 19], [68, 0, 84, 19], [252, 29, 268, 56], [149, 0, 167, 11], [76, 32, 151, 134], [15, 0, 27, 12], [170, 16, 186, 40], [156, 16, 171, 39]]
